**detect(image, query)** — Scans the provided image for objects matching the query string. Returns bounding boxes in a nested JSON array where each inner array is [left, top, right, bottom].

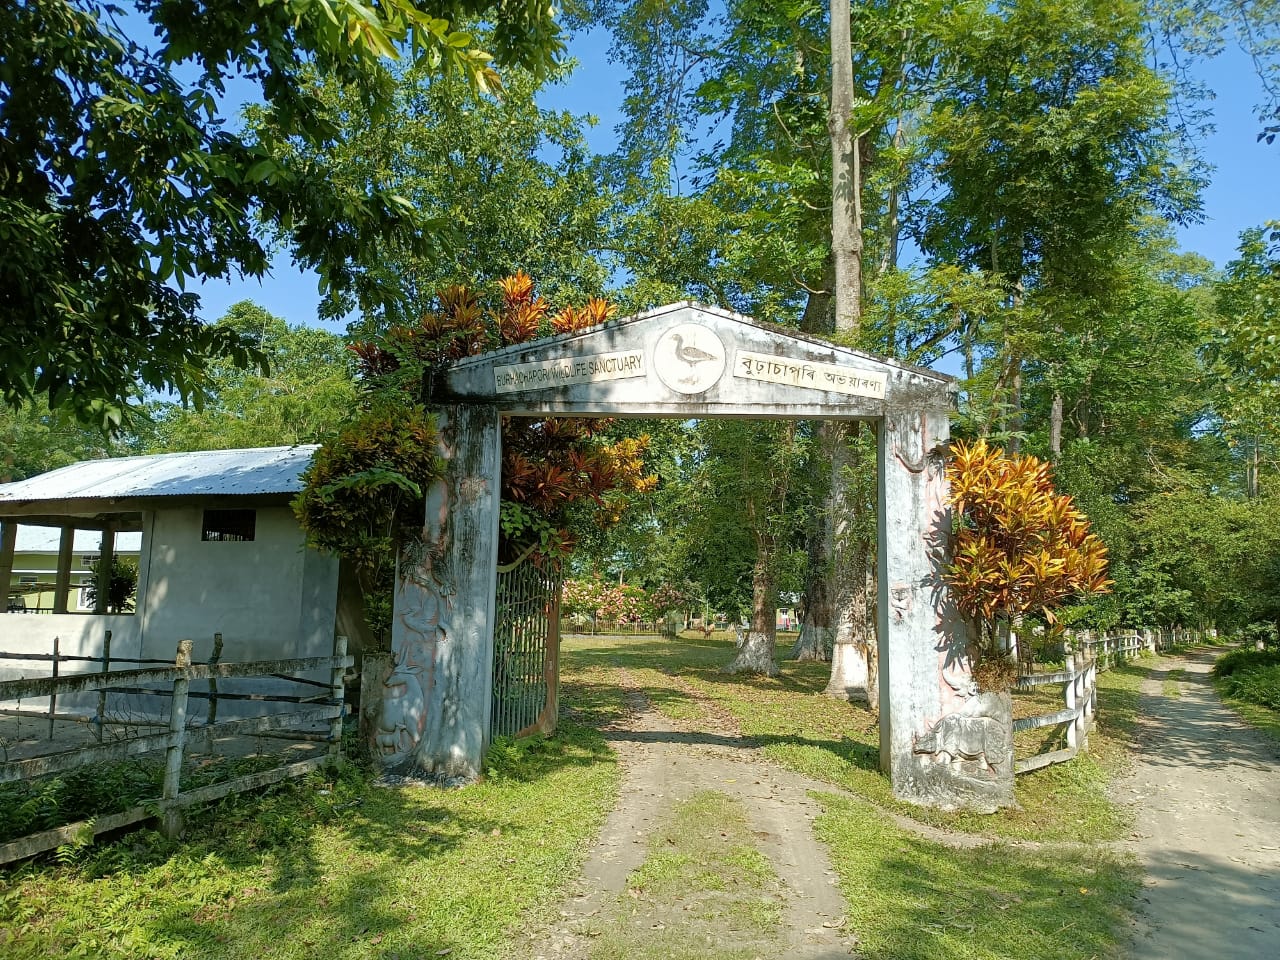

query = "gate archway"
[[379, 302, 1012, 811]]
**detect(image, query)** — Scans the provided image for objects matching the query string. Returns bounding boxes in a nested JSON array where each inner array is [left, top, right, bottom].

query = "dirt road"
[[522, 684, 852, 960], [1117, 648, 1280, 959]]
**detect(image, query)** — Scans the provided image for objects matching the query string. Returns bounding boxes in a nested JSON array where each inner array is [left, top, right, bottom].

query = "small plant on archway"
[[944, 439, 1111, 690]]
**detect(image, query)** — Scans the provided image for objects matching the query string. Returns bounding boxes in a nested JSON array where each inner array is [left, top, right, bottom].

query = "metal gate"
[[491, 551, 560, 738]]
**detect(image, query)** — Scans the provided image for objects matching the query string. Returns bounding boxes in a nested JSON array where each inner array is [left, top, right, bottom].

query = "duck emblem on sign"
[[655, 323, 727, 395]]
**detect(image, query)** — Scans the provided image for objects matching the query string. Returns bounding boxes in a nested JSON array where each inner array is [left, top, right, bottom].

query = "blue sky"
[[189, 28, 1280, 331]]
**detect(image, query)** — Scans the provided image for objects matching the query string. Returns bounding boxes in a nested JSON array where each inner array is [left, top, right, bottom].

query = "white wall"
[[137, 505, 338, 666], [0, 613, 140, 682]]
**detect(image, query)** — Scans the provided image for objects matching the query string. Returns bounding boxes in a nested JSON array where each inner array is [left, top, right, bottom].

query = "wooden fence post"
[[48, 636, 59, 740], [94, 629, 112, 743], [206, 632, 224, 726], [160, 639, 193, 840], [328, 635, 347, 768], [1065, 652, 1079, 751]]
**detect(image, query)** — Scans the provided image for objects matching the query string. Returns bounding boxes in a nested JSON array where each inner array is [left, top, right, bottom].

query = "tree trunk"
[[830, 0, 861, 334], [800, 255, 835, 335], [1049, 390, 1063, 460], [1247, 436, 1261, 498], [795, 421, 836, 662], [822, 424, 875, 703], [825, 543, 872, 703], [793, 486, 833, 662], [1005, 355, 1023, 454], [726, 553, 780, 676]]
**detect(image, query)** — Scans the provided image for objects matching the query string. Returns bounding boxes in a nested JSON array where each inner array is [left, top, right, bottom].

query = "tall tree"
[[254, 56, 612, 332], [0, 0, 564, 428], [143, 302, 356, 452]]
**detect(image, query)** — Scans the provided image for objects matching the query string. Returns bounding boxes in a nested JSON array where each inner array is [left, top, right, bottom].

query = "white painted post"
[[161, 639, 193, 839], [1083, 658, 1096, 747], [877, 405, 1011, 811], [387, 405, 501, 781], [1065, 651, 1079, 751], [328, 635, 347, 767]]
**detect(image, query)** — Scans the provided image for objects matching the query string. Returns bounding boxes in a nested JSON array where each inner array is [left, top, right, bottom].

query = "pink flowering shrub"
[[562, 577, 656, 622]]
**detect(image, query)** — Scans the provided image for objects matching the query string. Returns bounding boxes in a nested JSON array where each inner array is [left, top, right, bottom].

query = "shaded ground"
[[1116, 647, 1280, 959], [521, 678, 852, 959]]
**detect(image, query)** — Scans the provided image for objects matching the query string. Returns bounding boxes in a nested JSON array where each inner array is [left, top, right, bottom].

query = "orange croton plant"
[[944, 439, 1111, 689], [347, 272, 656, 561]]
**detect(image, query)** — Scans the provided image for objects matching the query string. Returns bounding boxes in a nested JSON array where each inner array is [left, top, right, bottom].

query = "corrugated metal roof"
[[13, 528, 143, 553], [0, 445, 317, 506]]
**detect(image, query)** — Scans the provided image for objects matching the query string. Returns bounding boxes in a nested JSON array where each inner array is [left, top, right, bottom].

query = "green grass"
[[1162, 668, 1185, 698], [1213, 685, 1280, 744], [579, 791, 786, 960], [814, 793, 1139, 960], [0, 723, 619, 960], [561, 634, 1136, 843]]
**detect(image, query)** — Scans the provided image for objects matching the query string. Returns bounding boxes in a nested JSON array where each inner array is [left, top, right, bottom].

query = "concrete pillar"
[[53, 527, 75, 614], [381, 404, 501, 782], [876, 407, 1013, 812], [94, 526, 116, 614], [0, 521, 15, 610]]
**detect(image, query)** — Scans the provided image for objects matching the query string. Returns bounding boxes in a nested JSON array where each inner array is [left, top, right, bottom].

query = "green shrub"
[[1211, 646, 1280, 678], [1219, 663, 1280, 710]]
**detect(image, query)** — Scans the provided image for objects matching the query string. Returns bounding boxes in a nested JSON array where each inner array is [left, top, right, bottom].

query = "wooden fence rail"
[[1011, 624, 1214, 775], [0, 635, 351, 866]]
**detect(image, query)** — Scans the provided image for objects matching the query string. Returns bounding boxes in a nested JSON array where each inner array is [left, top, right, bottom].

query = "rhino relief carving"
[[913, 690, 1012, 776]]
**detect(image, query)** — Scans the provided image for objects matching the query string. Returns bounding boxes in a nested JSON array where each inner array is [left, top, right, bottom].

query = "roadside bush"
[[1213, 648, 1280, 711], [1211, 646, 1280, 678]]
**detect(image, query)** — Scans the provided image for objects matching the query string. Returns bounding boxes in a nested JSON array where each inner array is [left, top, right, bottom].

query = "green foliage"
[[1212, 648, 1280, 710], [1211, 645, 1280, 679], [261, 58, 611, 330], [84, 556, 139, 614], [0, 402, 121, 483], [0, 0, 562, 428], [0, 723, 617, 960], [293, 403, 442, 575], [143, 302, 357, 453]]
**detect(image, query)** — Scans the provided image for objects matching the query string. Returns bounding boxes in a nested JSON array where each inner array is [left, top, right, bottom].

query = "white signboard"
[[494, 350, 646, 393], [734, 350, 886, 399]]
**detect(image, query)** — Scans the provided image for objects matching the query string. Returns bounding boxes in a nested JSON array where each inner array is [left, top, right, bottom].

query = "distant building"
[[6, 527, 142, 613], [0, 446, 366, 714]]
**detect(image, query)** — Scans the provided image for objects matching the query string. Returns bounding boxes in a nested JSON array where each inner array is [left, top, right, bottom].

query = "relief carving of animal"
[[913, 691, 1012, 773]]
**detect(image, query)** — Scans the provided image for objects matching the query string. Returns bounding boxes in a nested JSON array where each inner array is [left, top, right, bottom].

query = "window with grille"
[[201, 509, 256, 542]]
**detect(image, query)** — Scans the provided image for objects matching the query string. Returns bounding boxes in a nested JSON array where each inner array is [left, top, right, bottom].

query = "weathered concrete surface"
[[383, 405, 501, 781], [1117, 648, 1280, 959], [877, 408, 1013, 812], [444, 301, 949, 421]]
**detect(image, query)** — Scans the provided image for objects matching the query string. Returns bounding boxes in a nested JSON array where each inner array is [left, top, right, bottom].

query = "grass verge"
[[0, 722, 618, 960], [1207, 646, 1280, 744], [814, 792, 1139, 960]]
